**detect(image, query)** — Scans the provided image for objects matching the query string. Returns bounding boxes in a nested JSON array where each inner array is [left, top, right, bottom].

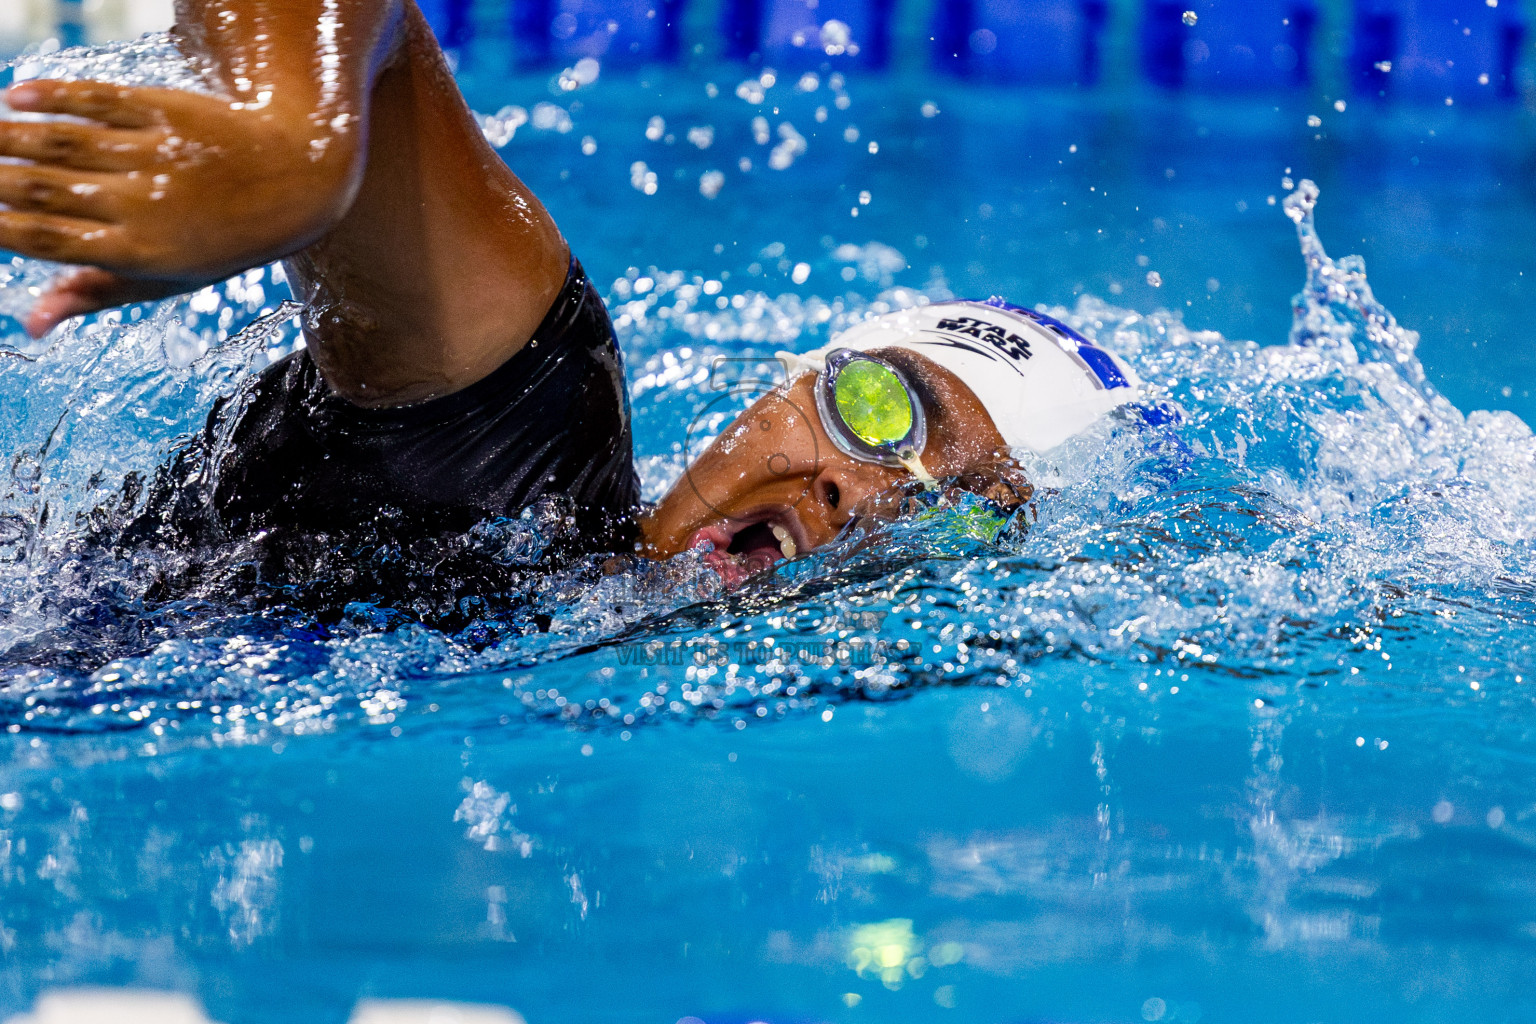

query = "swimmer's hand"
[[0, 79, 369, 338]]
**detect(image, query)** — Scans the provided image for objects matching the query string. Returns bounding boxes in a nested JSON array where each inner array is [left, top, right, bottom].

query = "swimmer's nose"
[[812, 464, 887, 530]]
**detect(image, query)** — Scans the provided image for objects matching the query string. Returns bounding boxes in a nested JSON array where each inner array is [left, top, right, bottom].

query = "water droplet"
[[0, 514, 29, 563], [820, 19, 851, 53], [10, 455, 40, 494]]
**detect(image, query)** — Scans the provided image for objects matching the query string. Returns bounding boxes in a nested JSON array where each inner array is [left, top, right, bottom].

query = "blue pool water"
[[2, 36, 1536, 1023]]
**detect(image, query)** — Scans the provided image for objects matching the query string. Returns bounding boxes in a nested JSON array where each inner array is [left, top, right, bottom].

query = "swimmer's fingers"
[[0, 119, 154, 172], [0, 163, 127, 222], [25, 267, 193, 339], [0, 209, 128, 267], [4, 80, 196, 130]]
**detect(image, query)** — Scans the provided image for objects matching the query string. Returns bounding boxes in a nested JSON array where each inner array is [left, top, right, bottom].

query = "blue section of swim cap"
[[1075, 344, 1131, 390], [978, 296, 1130, 390]]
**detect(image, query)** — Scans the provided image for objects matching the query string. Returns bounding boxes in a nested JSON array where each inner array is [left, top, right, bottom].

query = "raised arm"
[[1, 0, 404, 335], [2, 0, 570, 408]]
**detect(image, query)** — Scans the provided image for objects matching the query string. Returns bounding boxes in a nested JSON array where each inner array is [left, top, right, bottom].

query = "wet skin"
[[0, 0, 1026, 581], [2, 0, 568, 406], [638, 348, 1032, 585]]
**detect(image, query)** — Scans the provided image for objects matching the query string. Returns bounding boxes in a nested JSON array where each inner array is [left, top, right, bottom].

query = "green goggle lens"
[[832, 359, 915, 448]]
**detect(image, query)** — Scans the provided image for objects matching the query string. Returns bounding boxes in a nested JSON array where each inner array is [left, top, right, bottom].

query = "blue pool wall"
[[5, 0, 1530, 102], [408, 0, 1530, 101]]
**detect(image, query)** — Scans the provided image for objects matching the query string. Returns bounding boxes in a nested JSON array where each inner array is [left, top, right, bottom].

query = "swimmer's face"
[[640, 349, 1032, 586]]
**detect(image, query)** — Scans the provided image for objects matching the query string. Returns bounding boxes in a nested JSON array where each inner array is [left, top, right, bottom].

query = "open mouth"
[[687, 509, 808, 588]]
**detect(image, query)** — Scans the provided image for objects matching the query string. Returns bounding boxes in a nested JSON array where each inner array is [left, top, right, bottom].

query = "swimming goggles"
[[812, 347, 927, 468]]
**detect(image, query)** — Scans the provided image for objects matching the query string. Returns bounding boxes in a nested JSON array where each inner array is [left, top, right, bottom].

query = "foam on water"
[[0, 37, 1534, 1022], [0, 159, 1532, 750], [2, 33, 218, 94]]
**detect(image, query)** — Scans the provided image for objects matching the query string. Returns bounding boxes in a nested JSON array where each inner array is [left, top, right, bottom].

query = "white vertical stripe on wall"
[[0, 3, 24, 38], [121, 0, 177, 36], [0, 1, 54, 44], [84, 0, 176, 41]]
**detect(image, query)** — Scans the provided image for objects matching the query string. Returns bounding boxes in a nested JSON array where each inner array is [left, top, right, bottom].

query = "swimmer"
[[0, 0, 1142, 591]]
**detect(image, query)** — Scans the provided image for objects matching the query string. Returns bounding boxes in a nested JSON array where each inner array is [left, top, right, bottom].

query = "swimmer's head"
[[638, 300, 1141, 585]]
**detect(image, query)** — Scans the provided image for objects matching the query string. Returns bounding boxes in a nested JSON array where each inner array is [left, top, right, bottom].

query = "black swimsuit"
[[118, 259, 640, 620]]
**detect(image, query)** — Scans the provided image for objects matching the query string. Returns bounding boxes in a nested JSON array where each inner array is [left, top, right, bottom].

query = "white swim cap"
[[780, 300, 1142, 454]]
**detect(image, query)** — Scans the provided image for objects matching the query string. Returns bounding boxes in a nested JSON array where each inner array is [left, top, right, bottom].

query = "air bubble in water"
[[1182, 10, 1198, 26]]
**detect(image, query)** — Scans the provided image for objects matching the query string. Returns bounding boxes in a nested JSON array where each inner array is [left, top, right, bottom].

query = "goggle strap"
[[896, 449, 940, 491], [776, 350, 825, 381]]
